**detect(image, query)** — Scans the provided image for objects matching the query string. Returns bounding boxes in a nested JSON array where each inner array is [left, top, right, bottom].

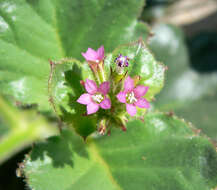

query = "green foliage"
[[0, 0, 150, 111], [0, 0, 216, 189], [23, 113, 217, 190], [0, 95, 57, 163], [109, 39, 165, 101], [150, 24, 217, 140]]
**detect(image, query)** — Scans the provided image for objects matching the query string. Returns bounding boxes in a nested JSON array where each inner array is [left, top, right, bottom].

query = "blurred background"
[[1, 0, 217, 189]]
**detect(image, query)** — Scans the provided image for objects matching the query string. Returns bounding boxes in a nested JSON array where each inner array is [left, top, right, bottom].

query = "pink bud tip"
[[80, 80, 85, 87], [49, 60, 54, 65]]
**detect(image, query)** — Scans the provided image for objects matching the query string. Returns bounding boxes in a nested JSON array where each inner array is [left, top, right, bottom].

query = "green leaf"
[[149, 24, 217, 140], [0, 0, 150, 111], [23, 112, 217, 190], [47, 60, 97, 137]]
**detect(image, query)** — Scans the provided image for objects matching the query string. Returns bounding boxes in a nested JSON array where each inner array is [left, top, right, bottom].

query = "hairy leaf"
[[23, 113, 217, 190], [0, 0, 149, 111]]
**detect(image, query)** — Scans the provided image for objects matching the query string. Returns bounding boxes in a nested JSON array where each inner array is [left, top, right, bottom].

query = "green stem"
[[0, 118, 57, 164], [0, 96, 57, 164], [0, 97, 19, 129], [0, 127, 37, 163], [98, 64, 106, 82], [93, 69, 101, 85]]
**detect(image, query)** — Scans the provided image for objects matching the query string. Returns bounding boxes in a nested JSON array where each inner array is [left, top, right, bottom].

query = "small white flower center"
[[126, 91, 137, 104], [92, 93, 104, 104]]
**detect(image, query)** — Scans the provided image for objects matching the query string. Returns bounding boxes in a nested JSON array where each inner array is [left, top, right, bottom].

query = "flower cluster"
[[77, 46, 150, 134]]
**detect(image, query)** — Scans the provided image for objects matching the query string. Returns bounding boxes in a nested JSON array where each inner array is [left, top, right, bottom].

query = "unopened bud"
[[98, 119, 107, 135], [99, 126, 106, 135], [114, 54, 130, 75], [122, 126, 127, 132], [115, 54, 130, 68], [80, 80, 85, 87], [49, 60, 54, 65]]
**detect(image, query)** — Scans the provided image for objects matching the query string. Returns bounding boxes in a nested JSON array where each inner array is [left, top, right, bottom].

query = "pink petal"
[[133, 85, 149, 98], [81, 52, 90, 61], [97, 45, 104, 60], [116, 91, 126, 103], [87, 102, 99, 115], [85, 79, 98, 94], [135, 97, 150, 108], [77, 93, 91, 105], [82, 48, 98, 61], [100, 98, 111, 109], [98, 81, 110, 95], [126, 104, 137, 116], [124, 76, 134, 92]]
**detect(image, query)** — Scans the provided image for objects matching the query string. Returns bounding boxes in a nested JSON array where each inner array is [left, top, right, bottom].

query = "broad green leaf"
[[0, 95, 57, 164], [149, 24, 217, 140], [23, 113, 217, 190], [0, 0, 150, 111]]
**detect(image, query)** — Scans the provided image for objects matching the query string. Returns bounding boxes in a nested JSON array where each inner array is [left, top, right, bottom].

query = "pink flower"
[[77, 79, 111, 115], [116, 76, 150, 116], [81, 46, 104, 63]]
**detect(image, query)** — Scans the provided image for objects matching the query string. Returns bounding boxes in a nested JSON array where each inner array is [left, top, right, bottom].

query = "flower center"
[[126, 91, 137, 104], [92, 93, 104, 104]]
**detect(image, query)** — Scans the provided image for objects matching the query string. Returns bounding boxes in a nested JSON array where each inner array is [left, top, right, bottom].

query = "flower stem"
[[0, 96, 57, 164], [98, 64, 106, 82]]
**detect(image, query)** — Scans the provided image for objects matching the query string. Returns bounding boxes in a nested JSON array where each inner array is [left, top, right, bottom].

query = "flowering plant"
[[48, 40, 165, 136], [1, 1, 217, 190]]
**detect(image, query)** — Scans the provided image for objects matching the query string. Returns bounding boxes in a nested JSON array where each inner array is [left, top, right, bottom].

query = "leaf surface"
[[0, 0, 149, 111], [24, 113, 217, 190]]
